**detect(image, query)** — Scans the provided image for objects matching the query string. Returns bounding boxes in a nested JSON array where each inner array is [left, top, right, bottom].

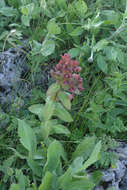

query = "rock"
[[116, 146, 127, 160], [0, 48, 27, 107], [101, 170, 115, 182], [113, 160, 126, 181], [0, 48, 26, 87], [0, 47, 51, 110], [120, 171, 127, 187], [94, 142, 127, 190]]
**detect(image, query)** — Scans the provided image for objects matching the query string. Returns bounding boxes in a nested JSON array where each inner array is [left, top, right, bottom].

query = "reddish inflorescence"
[[50, 54, 83, 97]]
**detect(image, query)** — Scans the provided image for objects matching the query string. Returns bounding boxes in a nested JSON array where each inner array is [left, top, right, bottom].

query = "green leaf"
[[16, 170, 26, 190], [21, 3, 34, 15], [51, 124, 70, 137], [41, 40, 55, 56], [21, 15, 30, 26], [47, 21, 61, 35], [74, 0, 87, 18], [97, 55, 107, 73], [93, 39, 109, 52], [72, 136, 96, 160], [70, 27, 83, 36], [90, 171, 102, 186], [32, 40, 42, 55], [0, 31, 9, 40], [70, 157, 84, 174], [0, 7, 17, 16], [28, 104, 44, 121], [40, 0, 47, 9], [3, 155, 15, 168], [21, 6, 28, 15], [41, 120, 70, 138], [42, 99, 55, 121], [59, 163, 94, 190], [9, 184, 20, 190], [58, 91, 71, 110], [56, 10, 66, 17], [39, 171, 52, 190], [81, 141, 101, 170], [104, 46, 118, 61], [68, 48, 80, 58], [55, 0, 67, 9], [41, 121, 51, 139], [46, 83, 60, 99], [54, 103, 73, 122], [0, 0, 5, 8], [44, 140, 66, 172], [27, 156, 42, 177], [7, 167, 13, 176], [65, 179, 94, 190], [102, 10, 120, 26], [58, 169, 72, 189], [18, 119, 37, 154]]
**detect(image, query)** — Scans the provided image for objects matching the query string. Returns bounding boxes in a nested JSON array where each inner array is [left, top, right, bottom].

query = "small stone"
[[101, 170, 115, 182], [113, 160, 126, 180]]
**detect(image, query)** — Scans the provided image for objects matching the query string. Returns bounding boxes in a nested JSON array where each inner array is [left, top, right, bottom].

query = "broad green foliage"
[[38, 171, 52, 190], [10, 184, 20, 190], [47, 20, 61, 35], [18, 119, 37, 155], [58, 91, 71, 110], [72, 136, 96, 160], [81, 141, 101, 170], [28, 104, 44, 120], [44, 140, 66, 173], [54, 102, 73, 122], [42, 99, 55, 121]]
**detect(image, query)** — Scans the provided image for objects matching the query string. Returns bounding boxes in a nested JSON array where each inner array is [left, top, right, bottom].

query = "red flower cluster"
[[51, 54, 83, 96]]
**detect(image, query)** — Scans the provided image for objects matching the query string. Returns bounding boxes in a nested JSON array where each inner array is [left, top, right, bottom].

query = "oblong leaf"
[[81, 141, 101, 170], [72, 136, 96, 160], [44, 140, 66, 172], [28, 104, 44, 121], [58, 91, 71, 110], [70, 27, 83, 36], [39, 171, 52, 190], [9, 184, 20, 190], [41, 121, 51, 139], [18, 119, 37, 154], [51, 124, 70, 137], [66, 179, 94, 190], [54, 103, 73, 122], [42, 99, 55, 121], [46, 83, 60, 99]]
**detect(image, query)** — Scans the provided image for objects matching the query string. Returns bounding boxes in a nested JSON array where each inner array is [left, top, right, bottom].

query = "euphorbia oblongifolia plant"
[[41, 54, 84, 143], [17, 54, 101, 190]]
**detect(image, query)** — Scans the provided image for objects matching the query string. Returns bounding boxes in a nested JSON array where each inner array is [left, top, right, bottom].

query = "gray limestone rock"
[[0, 48, 27, 106], [94, 142, 127, 190], [0, 47, 51, 109]]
